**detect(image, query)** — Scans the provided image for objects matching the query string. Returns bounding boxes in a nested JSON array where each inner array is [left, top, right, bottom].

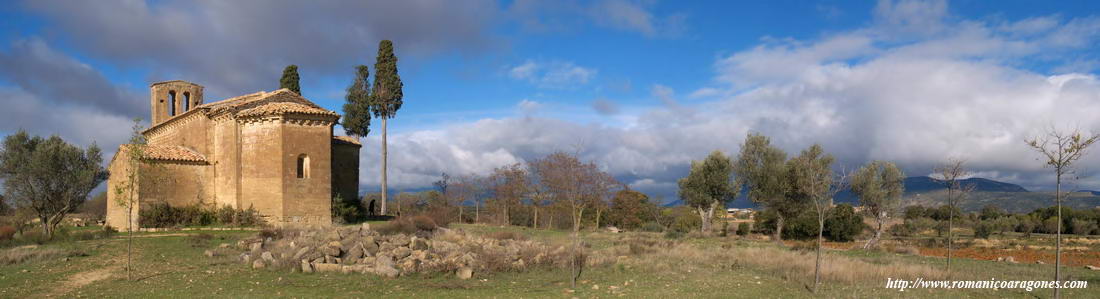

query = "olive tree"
[[678, 150, 739, 234], [736, 133, 791, 244], [0, 129, 108, 238], [851, 161, 905, 249]]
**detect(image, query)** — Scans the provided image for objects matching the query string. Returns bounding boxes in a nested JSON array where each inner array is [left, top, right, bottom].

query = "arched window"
[[168, 91, 177, 116], [183, 92, 191, 112], [296, 154, 310, 179]]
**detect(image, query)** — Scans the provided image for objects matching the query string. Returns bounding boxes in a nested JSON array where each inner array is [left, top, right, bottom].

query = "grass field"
[[0, 223, 1097, 298]]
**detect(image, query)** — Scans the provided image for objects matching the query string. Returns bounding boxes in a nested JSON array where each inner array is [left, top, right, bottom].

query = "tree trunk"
[[533, 206, 539, 228], [475, 200, 480, 223], [814, 214, 824, 293], [697, 207, 709, 234], [381, 117, 388, 215], [774, 214, 785, 245], [595, 208, 602, 230], [864, 218, 884, 249], [1054, 173, 1062, 299]]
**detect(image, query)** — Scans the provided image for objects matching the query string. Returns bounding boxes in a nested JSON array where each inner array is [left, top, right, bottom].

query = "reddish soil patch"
[[919, 247, 1100, 267]]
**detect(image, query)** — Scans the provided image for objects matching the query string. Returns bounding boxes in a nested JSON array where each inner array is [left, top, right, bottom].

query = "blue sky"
[[3, 0, 1100, 200]]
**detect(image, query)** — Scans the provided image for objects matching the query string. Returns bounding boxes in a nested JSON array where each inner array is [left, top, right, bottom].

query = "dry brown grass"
[[0, 246, 80, 265], [625, 240, 948, 285]]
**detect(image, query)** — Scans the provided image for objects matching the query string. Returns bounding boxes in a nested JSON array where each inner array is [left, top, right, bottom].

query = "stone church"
[[106, 80, 360, 230]]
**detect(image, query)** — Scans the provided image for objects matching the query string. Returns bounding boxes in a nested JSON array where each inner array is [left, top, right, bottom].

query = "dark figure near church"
[[367, 199, 376, 217]]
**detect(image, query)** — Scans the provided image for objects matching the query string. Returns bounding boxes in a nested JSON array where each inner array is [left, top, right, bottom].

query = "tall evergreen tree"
[[279, 64, 301, 94], [342, 65, 372, 138], [369, 40, 404, 215]]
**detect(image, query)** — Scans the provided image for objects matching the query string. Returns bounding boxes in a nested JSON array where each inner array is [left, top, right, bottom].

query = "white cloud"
[[507, 59, 597, 88], [516, 99, 543, 115], [362, 1, 1100, 197]]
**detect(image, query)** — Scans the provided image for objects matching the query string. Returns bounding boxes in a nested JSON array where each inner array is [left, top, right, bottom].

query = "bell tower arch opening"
[[150, 80, 205, 126]]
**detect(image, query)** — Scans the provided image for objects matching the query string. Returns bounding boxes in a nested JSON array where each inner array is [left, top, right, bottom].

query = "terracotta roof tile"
[[332, 135, 362, 146], [128, 145, 208, 163], [237, 101, 338, 118]]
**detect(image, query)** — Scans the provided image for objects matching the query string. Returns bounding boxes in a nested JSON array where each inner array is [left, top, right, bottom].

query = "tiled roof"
[[332, 135, 362, 146], [237, 101, 338, 118], [137, 145, 208, 163]]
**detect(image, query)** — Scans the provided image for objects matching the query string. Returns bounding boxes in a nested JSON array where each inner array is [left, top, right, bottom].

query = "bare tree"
[[934, 158, 975, 278], [851, 161, 905, 249], [487, 163, 530, 226], [113, 119, 145, 281], [530, 151, 617, 289], [1025, 127, 1099, 299]]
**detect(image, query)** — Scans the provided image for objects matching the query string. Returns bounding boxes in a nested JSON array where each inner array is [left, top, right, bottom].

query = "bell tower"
[[150, 80, 204, 125]]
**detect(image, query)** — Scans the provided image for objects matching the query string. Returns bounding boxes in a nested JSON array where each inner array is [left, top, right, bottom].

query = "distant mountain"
[[1077, 190, 1100, 196], [903, 176, 1028, 193], [706, 176, 1035, 210]]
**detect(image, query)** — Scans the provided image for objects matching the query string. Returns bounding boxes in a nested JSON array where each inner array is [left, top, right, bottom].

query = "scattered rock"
[[250, 242, 263, 253], [456, 267, 473, 279], [219, 243, 231, 249], [314, 263, 342, 273], [1037, 261, 1045, 265], [1087, 265, 1100, 271], [261, 251, 275, 263], [293, 247, 312, 260], [301, 260, 313, 273], [592, 284, 599, 290], [410, 238, 429, 250], [204, 250, 215, 257], [252, 260, 266, 269], [322, 241, 342, 256], [392, 247, 412, 260], [607, 226, 621, 233]]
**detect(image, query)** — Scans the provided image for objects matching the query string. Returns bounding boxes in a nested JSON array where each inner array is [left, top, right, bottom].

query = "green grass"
[[0, 224, 1095, 298]]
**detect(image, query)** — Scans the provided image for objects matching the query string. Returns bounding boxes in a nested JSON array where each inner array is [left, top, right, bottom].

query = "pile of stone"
[[222, 223, 572, 279]]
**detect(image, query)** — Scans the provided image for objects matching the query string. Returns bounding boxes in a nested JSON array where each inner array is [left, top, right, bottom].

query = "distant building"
[[106, 80, 360, 230]]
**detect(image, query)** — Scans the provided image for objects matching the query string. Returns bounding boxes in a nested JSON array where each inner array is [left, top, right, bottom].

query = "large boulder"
[[322, 241, 342, 257], [347, 243, 365, 259]]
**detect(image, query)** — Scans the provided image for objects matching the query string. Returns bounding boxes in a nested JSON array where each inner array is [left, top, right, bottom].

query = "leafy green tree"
[[370, 40, 404, 215], [786, 143, 844, 292], [824, 204, 865, 242], [1026, 128, 1099, 298], [279, 64, 301, 94], [678, 150, 739, 234], [735, 133, 791, 243], [850, 161, 905, 249], [0, 129, 108, 238], [979, 204, 1005, 220], [342, 65, 372, 138]]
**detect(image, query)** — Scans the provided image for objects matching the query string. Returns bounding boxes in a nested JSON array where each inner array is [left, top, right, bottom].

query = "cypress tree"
[[342, 65, 372, 137], [370, 40, 403, 215], [279, 64, 301, 94]]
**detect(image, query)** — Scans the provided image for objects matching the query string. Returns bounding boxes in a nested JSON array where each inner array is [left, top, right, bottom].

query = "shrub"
[[889, 221, 916, 237], [973, 221, 994, 239], [663, 230, 684, 239], [376, 218, 418, 236], [140, 203, 263, 228], [639, 222, 664, 233], [824, 204, 865, 242], [0, 226, 14, 241], [331, 194, 363, 224], [487, 231, 527, 241], [736, 222, 749, 236]]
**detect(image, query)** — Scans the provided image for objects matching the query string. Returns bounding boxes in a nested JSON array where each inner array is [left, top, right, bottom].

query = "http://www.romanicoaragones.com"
[[885, 277, 1088, 292]]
